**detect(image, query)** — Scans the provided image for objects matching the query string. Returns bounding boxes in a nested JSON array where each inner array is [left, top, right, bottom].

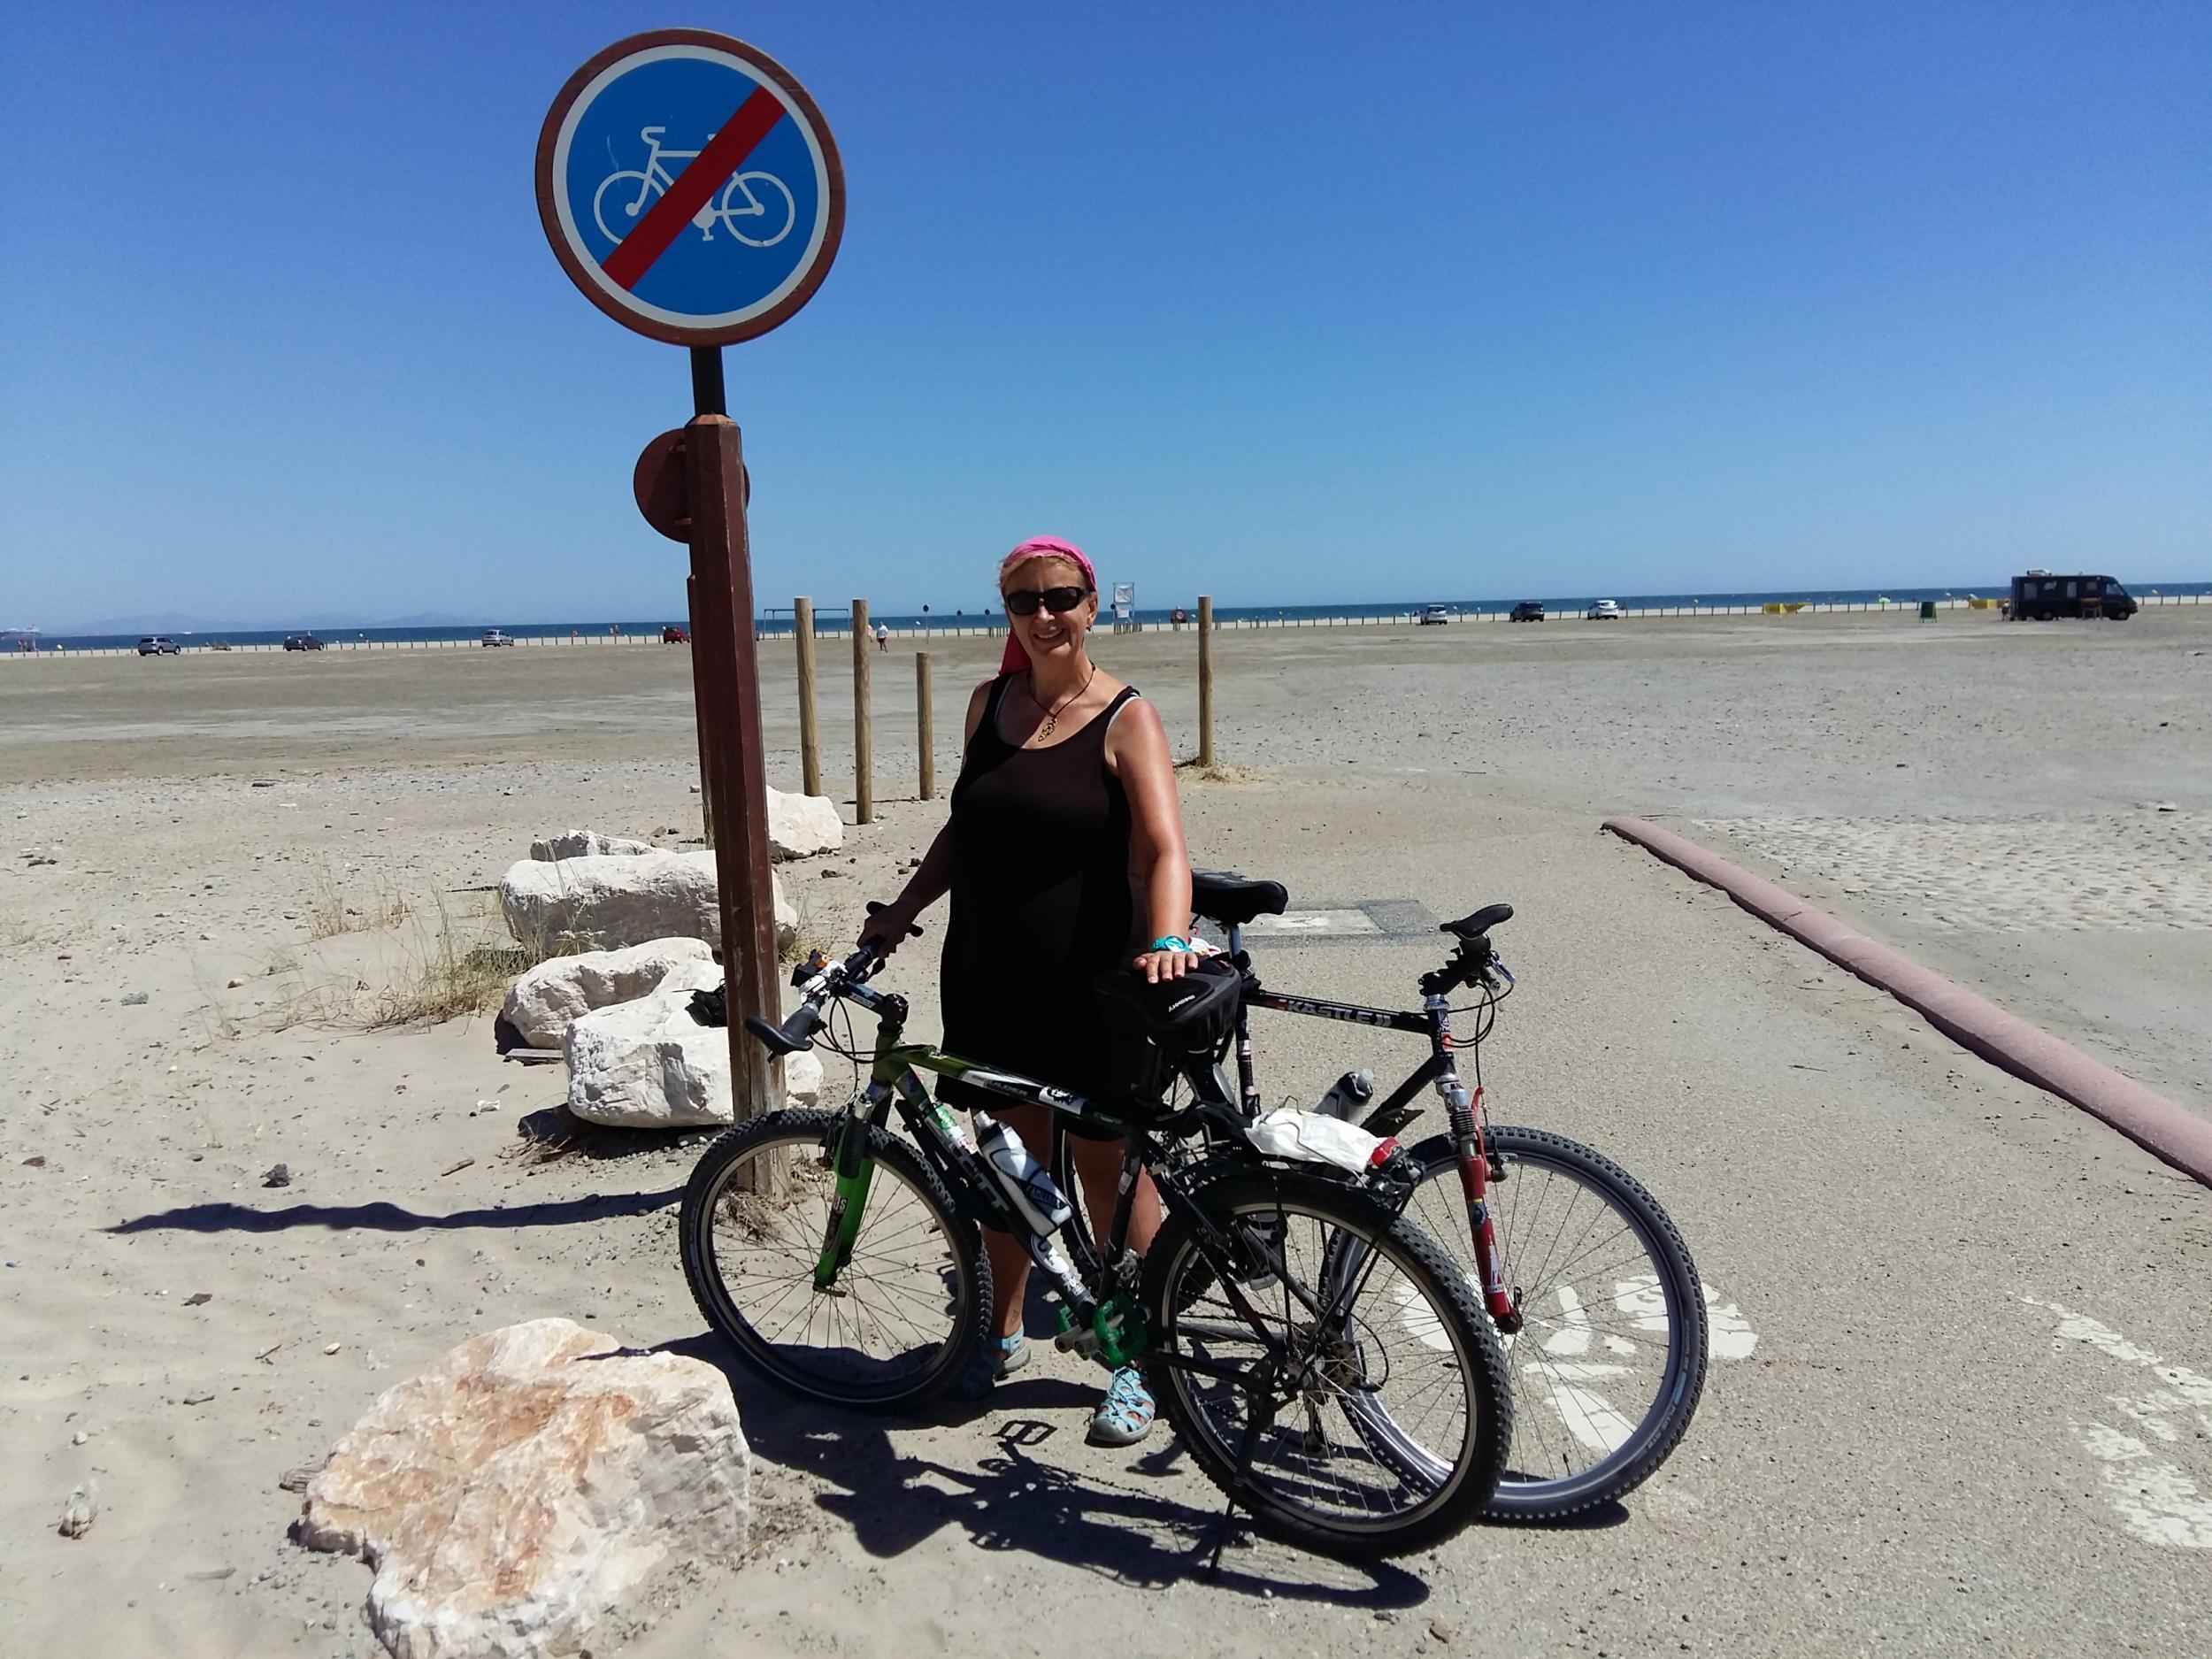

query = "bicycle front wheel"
[[680, 1108, 990, 1410], [1141, 1171, 1510, 1558], [1401, 1125, 1708, 1520]]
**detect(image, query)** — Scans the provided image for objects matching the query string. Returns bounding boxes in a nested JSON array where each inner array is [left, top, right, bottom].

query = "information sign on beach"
[[535, 30, 845, 346]]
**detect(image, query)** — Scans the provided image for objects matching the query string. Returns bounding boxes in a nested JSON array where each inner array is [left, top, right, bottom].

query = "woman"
[[859, 535, 1200, 1446]]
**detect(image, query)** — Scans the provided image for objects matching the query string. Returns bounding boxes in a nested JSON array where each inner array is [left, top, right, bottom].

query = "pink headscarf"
[[997, 535, 1097, 672]]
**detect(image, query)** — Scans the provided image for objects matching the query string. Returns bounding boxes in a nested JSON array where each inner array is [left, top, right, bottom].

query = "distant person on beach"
[[872, 620, 889, 652], [859, 534, 1197, 1447]]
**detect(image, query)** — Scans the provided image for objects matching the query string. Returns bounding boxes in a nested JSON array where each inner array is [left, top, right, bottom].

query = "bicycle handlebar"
[[745, 911, 920, 1056]]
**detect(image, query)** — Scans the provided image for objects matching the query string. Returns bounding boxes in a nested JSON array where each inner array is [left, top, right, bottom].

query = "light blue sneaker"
[[946, 1333, 1028, 1402], [1087, 1363, 1156, 1447]]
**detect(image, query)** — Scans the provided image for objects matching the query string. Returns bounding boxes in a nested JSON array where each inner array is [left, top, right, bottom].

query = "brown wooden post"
[[686, 574, 714, 848], [851, 598, 873, 823], [793, 596, 821, 796], [917, 652, 934, 800], [1197, 594, 1216, 770], [683, 416, 780, 1125]]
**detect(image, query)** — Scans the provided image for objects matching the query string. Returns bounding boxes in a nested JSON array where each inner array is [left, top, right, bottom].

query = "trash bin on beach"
[[1918, 600, 1937, 620]]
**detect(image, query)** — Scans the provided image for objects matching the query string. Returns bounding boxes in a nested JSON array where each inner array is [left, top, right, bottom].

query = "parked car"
[[662, 625, 689, 644], [1418, 603, 1451, 626], [480, 629, 516, 647], [282, 634, 323, 651], [1586, 599, 1623, 620], [1509, 602, 1545, 623], [2008, 572, 2136, 621], [136, 635, 180, 655]]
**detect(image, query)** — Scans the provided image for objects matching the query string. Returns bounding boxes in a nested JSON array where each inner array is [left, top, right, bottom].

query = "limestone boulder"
[[765, 787, 842, 861], [296, 1317, 748, 1659], [499, 850, 794, 955], [565, 990, 823, 1128], [498, 938, 720, 1050], [528, 828, 654, 862]]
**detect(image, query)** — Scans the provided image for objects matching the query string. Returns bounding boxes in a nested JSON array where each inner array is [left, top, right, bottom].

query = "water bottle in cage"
[[972, 1115, 1072, 1235], [1314, 1068, 1375, 1123]]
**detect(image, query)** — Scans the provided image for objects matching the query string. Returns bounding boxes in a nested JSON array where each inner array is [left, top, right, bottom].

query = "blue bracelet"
[[1148, 935, 1192, 954]]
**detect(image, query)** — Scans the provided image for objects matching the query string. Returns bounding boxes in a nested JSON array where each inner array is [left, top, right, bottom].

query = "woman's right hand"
[[857, 897, 921, 955]]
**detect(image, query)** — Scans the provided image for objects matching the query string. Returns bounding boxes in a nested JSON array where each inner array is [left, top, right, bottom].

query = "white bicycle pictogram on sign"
[[592, 126, 796, 250]]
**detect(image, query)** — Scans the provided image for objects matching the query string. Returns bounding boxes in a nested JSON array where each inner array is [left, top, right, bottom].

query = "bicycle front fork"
[[1443, 1079, 1523, 1334]]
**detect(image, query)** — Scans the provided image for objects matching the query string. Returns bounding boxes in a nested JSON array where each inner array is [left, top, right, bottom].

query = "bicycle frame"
[[1216, 922, 1524, 1335], [802, 965, 1378, 1388]]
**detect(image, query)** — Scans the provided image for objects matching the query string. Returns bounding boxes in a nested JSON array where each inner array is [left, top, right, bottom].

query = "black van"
[[2008, 572, 2137, 621]]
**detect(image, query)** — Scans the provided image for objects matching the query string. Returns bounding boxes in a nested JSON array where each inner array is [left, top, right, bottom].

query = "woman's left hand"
[[1133, 944, 1201, 984]]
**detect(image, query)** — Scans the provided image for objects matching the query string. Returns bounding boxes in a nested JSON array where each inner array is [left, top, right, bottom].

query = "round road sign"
[[535, 30, 845, 346]]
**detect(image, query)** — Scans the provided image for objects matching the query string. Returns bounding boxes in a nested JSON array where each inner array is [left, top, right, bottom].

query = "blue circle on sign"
[[548, 43, 833, 337]]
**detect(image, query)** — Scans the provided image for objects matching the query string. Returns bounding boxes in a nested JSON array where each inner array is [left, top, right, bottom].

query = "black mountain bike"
[[1056, 873, 1709, 1524], [678, 926, 1514, 1558]]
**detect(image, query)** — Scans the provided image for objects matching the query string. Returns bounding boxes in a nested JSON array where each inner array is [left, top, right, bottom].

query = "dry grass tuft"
[[303, 862, 409, 941], [364, 897, 531, 1029]]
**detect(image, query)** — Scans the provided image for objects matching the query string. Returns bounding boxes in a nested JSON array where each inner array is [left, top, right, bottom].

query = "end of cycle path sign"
[[536, 29, 845, 346]]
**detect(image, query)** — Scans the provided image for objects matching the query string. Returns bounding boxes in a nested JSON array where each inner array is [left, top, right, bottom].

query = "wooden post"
[[852, 598, 873, 823], [680, 413, 780, 1125], [686, 574, 714, 848], [917, 652, 934, 800], [793, 597, 821, 797], [1197, 595, 1215, 770]]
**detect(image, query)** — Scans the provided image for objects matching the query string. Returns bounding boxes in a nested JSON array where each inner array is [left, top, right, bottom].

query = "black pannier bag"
[[1092, 956, 1245, 1115]]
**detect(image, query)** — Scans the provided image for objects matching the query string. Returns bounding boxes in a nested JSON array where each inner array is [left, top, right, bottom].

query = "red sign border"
[[534, 29, 847, 348]]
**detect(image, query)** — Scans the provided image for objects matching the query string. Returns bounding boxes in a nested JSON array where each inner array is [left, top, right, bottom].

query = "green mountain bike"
[[678, 926, 1513, 1559]]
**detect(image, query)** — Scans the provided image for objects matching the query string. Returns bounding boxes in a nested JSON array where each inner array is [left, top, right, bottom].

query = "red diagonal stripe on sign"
[[601, 85, 787, 291]]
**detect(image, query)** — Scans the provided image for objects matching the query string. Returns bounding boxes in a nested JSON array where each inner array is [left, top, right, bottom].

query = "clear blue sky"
[[3, 2, 2206, 627]]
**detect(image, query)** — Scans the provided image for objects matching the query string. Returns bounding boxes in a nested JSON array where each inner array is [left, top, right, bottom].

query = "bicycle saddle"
[[1190, 871, 1289, 927], [1441, 902, 1514, 940]]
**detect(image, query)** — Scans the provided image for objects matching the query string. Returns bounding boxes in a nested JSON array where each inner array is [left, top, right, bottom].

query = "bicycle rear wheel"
[[1141, 1170, 1509, 1558], [1401, 1125, 1708, 1520], [680, 1108, 991, 1411]]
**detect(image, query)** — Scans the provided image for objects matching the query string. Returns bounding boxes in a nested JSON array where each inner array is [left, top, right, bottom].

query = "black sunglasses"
[[1002, 585, 1092, 617]]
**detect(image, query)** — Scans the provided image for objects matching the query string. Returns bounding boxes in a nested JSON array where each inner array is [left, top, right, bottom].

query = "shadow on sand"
[[660, 1329, 1440, 1609]]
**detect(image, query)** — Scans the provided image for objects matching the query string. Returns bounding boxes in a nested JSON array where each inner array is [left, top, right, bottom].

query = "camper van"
[[2008, 572, 2137, 621]]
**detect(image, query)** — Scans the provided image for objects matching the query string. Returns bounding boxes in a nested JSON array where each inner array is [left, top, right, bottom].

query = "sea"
[[11, 580, 2208, 653]]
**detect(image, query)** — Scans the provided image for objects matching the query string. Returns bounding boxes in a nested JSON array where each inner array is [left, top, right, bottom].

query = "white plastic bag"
[[1244, 1107, 1389, 1174]]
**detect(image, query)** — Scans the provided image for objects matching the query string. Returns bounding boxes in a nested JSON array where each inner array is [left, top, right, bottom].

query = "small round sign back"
[[536, 30, 844, 346]]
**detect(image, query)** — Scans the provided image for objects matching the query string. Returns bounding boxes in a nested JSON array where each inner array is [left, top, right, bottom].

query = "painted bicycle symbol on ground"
[[591, 125, 795, 249]]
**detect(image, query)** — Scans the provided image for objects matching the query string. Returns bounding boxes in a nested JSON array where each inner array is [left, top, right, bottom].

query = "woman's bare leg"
[[1068, 1133, 1161, 1257]]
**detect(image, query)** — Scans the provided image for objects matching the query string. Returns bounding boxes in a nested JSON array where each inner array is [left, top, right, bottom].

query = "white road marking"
[[1614, 1276, 1760, 1361], [2024, 1295, 2212, 1551], [1501, 1276, 1763, 1460]]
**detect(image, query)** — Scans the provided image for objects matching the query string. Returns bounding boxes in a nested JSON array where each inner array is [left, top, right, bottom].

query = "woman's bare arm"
[[857, 679, 994, 951], [1107, 699, 1197, 981]]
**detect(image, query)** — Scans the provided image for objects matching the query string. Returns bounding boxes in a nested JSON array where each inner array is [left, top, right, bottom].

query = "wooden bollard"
[[917, 652, 935, 800], [852, 598, 873, 824], [793, 596, 821, 798], [1197, 595, 1216, 770]]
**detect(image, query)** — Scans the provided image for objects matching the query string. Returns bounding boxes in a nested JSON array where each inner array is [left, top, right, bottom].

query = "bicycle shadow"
[[659, 1331, 1433, 1609]]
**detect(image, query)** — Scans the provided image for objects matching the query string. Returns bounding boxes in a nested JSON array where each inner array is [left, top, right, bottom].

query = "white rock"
[[500, 851, 793, 955], [528, 829, 654, 861], [499, 938, 718, 1049], [566, 991, 826, 1128], [297, 1318, 748, 1659], [765, 788, 843, 861]]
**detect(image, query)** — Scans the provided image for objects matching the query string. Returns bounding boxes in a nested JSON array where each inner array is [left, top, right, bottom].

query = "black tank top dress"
[[938, 674, 1143, 1115]]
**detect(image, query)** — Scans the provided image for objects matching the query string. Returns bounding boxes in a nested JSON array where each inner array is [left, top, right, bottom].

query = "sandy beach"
[[4, 606, 2209, 1656]]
